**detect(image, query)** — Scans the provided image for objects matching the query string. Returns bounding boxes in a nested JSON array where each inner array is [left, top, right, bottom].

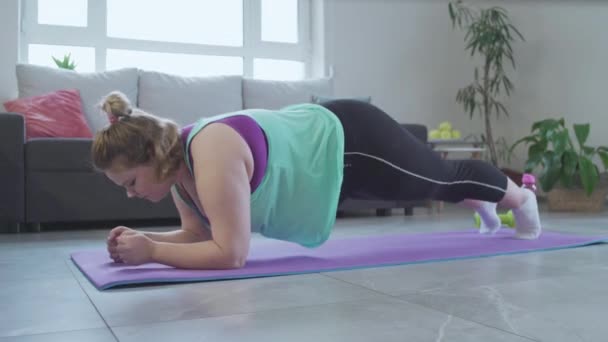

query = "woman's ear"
[[146, 144, 159, 161]]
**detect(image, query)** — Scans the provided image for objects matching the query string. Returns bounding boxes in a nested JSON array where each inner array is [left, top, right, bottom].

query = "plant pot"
[[547, 186, 608, 212]]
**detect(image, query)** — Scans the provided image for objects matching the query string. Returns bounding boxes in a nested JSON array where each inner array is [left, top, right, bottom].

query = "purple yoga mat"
[[72, 229, 607, 290]]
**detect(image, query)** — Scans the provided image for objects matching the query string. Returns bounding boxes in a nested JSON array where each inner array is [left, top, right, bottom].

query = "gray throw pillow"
[[312, 95, 372, 104]]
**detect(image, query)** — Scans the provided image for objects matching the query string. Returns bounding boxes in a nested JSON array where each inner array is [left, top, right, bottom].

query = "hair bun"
[[101, 91, 132, 118]]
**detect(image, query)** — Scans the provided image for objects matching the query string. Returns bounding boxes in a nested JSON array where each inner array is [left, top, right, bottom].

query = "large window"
[[20, 0, 312, 80]]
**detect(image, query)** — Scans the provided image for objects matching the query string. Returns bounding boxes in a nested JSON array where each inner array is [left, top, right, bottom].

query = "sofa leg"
[[26, 223, 41, 233], [11, 222, 22, 233], [376, 208, 391, 216], [404, 207, 414, 216], [0, 221, 22, 233]]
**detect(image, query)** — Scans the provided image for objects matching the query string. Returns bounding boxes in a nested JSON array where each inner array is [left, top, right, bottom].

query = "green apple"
[[451, 130, 461, 139], [438, 121, 452, 132], [429, 129, 441, 139], [440, 130, 452, 139]]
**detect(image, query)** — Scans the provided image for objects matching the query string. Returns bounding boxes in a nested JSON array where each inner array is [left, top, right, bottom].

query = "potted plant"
[[448, 0, 524, 167], [52, 53, 77, 70], [510, 118, 608, 212]]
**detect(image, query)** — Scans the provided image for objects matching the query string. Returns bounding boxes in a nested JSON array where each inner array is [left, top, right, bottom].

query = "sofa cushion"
[[16, 64, 139, 132], [26, 171, 178, 222], [138, 70, 243, 126], [4, 89, 93, 140], [312, 95, 372, 104], [243, 77, 333, 110], [26, 138, 94, 172]]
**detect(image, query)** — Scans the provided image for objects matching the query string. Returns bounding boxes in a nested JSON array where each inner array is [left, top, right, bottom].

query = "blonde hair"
[[92, 91, 183, 181]]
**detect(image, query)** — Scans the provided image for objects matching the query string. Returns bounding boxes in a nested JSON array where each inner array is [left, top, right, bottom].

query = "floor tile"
[[83, 273, 388, 327], [0, 259, 72, 281], [113, 297, 535, 342], [400, 270, 608, 341], [0, 328, 116, 342], [0, 278, 106, 337], [324, 254, 570, 296]]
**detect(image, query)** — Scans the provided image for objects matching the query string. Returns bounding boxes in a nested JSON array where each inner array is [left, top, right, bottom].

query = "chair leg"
[[376, 208, 391, 216]]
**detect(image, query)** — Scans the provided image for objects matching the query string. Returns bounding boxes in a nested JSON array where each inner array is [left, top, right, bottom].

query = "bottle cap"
[[522, 173, 536, 184]]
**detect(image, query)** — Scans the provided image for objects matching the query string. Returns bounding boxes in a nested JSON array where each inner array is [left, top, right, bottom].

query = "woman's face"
[[105, 162, 173, 203]]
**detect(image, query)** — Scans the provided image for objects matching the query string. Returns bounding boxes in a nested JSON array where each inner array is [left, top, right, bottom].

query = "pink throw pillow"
[[4, 89, 93, 140]]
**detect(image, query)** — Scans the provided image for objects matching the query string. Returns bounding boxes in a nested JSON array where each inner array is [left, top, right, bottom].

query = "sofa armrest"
[[0, 112, 25, 229], [401, 124, 428, 143]]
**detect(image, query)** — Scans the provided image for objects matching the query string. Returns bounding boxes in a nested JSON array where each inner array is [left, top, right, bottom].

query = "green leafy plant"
[[485, 136, 512, 165], [448, 0, 524, 167], [52, 53, 77, 70], [510, 118, 608, 196]]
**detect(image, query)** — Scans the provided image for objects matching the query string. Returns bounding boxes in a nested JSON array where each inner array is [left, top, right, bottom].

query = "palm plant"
[[448, 0, 524, 166]]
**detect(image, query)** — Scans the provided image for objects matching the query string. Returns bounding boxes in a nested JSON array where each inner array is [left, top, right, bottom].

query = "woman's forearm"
[[143, 229, 205, 244], [151, 240, 245, 269]]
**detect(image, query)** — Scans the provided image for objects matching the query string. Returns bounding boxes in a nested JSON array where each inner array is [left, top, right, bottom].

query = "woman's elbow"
[[232, 258, 247, 269], [222, 253, 247, 269], [214, 240, 249, 269]]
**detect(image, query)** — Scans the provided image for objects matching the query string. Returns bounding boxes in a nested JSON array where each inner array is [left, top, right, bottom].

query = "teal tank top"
[[182, 103, 345, 248]]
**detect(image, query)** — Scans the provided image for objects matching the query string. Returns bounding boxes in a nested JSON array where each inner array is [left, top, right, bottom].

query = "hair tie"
[[108, 113, 119, 124], [107, 109, 131, 125]]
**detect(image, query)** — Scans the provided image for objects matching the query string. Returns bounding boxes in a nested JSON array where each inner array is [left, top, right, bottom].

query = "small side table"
[[428, 139, 486, 159], [433, 146, 486, 159]]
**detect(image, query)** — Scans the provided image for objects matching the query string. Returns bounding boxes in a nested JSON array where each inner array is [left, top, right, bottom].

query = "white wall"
[[0, 0, 19, 107], [325, 0, 480, 128], [508, 1, 608, 166], [325, 0, 608, 169]]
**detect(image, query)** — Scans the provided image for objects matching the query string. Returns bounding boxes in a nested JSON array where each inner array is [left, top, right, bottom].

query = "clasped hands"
[[106, 226, 155, 265]]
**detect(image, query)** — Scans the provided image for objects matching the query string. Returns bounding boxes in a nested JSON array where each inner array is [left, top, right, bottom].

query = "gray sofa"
[[0, 64, 429, 233], [0, 113, 428, 233]]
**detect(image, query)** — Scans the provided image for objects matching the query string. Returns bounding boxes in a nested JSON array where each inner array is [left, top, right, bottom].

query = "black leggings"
[[320, 100, 508, 204]]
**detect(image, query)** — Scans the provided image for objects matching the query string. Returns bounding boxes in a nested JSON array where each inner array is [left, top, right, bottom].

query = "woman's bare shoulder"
[[189, 122, 252, 177]]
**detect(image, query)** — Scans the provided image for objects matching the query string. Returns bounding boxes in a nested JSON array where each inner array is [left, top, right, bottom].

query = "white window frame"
[[20, 0, 314, 78]]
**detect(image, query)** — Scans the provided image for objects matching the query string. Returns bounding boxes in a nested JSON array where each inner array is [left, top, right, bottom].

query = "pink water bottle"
[[522, 173, 537, 192]]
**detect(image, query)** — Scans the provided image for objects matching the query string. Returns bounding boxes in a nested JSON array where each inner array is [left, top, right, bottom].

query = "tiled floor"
[[1, 205, 607, 342]]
